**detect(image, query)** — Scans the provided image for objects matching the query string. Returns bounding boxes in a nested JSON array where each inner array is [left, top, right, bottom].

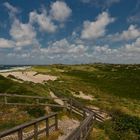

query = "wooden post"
[[70, 99, 72, 116], [36, 98, 39, 104], [63, 100, 67, 112], [94, 113, 96, 121], [46, 118, 49, 136], [18, 128, 23, 140], [83, 110, 86, 119], [4, 95, 7, 104], [55, 114, 58, 130], [34, 123, 38, 140]]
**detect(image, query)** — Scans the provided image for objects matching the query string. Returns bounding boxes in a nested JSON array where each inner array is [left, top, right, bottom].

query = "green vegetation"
[[23, 106, 46, 117], [0, 64, 140, 139], [0, 75, 49, 96], [33, 64, 140, 139]]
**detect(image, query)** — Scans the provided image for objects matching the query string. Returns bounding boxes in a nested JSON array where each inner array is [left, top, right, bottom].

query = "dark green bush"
[[24, 106, 46, 118], [102, 110, 140, 140]]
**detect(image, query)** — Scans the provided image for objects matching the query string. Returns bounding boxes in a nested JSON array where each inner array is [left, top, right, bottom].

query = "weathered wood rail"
[[65, 113, 94, 140], [0, 93, 67, 107], [0, 113, 58, 140], [0, 93, 105, 140], [68, 98, 104, 121], [65, 98, 104, 140]]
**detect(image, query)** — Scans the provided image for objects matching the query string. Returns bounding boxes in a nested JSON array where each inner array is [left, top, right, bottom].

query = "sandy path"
[[58, 117, 80, 140], [0, 117, 80, 140], [49, 91, 64, 105]]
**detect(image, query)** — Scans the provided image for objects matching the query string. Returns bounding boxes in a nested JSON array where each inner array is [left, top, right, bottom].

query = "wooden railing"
[[0, 113, 58, 140], [65, 98, 104, 140], [68, 98, 104, 121], [65, 113, 94, 140], [0, 93, 67, 107], [0, 93, 105, 140]]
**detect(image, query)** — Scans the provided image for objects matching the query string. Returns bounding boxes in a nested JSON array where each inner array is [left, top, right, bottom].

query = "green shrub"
[[103, 110, 140, 140], [24, 106, 46, 117]]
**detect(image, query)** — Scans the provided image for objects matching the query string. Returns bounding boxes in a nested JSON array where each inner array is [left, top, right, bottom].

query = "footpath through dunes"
[[0, 94, 104, 140], [0, 71, 57, 83], [0, 93, 107, 140]]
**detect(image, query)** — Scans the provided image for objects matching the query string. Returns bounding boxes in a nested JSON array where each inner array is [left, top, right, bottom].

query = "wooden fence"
[[0, 93, 105, 140], [0, 113, 58, 140], [65, 113, 94, 140], [65, 98, 104, 140], [0, 93, 67, 107]]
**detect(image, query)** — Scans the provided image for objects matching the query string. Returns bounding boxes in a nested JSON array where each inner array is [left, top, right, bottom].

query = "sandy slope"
[[71, 91, 93, 100], [0, 71, 57, 83]]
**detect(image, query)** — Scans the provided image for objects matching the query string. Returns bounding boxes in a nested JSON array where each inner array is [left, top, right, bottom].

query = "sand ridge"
[[0, 71, 57, 83]]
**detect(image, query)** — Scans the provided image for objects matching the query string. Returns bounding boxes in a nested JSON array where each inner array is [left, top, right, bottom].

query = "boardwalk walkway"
[[0, 93, 105, 140]]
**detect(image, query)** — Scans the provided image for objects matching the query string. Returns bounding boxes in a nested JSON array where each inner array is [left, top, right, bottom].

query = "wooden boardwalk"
[[0, 93, 104, 140], [0, 113, 58, 140]]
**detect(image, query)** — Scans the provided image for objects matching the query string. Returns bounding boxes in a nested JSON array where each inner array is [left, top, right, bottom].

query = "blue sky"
[[0, 0, 140, 64]]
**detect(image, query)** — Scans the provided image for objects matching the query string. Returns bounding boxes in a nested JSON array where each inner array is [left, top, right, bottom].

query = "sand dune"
[[0, 71, 57, 83]]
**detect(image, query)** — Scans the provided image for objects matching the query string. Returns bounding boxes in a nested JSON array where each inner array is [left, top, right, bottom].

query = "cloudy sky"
[[0, 0, 140, 64]]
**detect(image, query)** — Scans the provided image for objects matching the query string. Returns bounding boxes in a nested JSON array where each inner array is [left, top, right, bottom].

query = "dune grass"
[[0, 64, 140, 139]]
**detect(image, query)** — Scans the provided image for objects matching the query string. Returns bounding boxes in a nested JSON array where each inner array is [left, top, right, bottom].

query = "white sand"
[[0, 71, 57, 83], [49, 91, 64, 105], [58, 116, 80, 140], [72, 91, 93, 100]]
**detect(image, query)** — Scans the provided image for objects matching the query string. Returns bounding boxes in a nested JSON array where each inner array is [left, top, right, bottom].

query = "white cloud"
[[127, 12, 140, 23], [50, 1, 72, 22], [2, 2, 140, 64], [123, 37, 140, 52], [3, 2, 19, 17], [29, 11, 57, 33], [0, 38, 15, 48], [108, 25, 140, 42], [81, 0, 120, 9], [94, 45, 112, 54], [42, 38, 87, 55], [10, 19, 39, 47], [2, 36, 140, 64], [121, 25, 140, 40], [81, 12, 114, 39]]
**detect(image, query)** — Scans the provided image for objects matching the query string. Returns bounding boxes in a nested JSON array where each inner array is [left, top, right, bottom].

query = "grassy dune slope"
[[0, 64, 140, 139], [33, 64, 140, 139]]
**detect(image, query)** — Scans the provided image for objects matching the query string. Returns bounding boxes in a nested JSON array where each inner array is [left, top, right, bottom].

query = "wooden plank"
[[1, 102, 65, 108], [46, 118, 49, 136], [55, 114, 58, 130], [4, 96, 7, 104], [0, 93, 67, 100], [18, 129, 23, 140], [34, 123, 38, 140]]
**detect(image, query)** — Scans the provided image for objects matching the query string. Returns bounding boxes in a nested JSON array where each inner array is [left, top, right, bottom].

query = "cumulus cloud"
[[108, 25, 140, 42], [81, 12, 114, 40], [10, 19, 39, 48], [2, 1, 140, 64], [29, 11, 57, 33], [123, 37, 140, 52], [42, 38, 87, 55], [3, 2, 19, 17], [50, 1, 72, 22], [0, 38, 15, 48], [2, 36, 140, 64], [3, 2, 40, 49], [94, 45, 112, 54], [3, 38, 89, 64], [29, 1, 72, 33]]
